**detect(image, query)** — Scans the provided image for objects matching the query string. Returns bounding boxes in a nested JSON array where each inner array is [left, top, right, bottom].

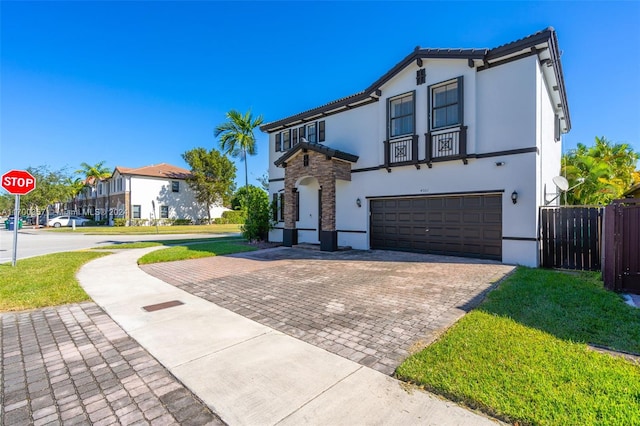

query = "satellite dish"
[[552, 176, 569, 192]]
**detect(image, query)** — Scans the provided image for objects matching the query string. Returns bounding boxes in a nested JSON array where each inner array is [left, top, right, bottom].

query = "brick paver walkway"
[[0, 302, 222, 426], [142, 248, 514, 375]]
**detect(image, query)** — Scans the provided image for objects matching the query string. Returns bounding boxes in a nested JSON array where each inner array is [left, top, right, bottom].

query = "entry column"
[[319, 178, 337, 251]]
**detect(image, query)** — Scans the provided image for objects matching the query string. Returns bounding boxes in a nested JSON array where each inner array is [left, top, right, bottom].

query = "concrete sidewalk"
[[77, 248, 502, 425]]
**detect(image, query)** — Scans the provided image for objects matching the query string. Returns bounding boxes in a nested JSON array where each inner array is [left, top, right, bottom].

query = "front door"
[[318, 188, 322, 242]]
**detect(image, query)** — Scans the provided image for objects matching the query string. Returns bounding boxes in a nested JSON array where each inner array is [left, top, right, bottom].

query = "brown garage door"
[[370, 194, 502, 260]]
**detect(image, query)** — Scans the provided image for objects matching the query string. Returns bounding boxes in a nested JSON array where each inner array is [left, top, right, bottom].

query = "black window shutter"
[[279, 193, 285, 222], [295, 191, 300, 221], [275, 133, 282, 152], [457, 76, 464, 126], [318, 121, 325, 142], [272, 194, 278, 221]]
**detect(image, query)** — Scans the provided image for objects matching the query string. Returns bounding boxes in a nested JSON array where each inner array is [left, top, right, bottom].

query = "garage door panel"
[[371, 194, 502, 260]]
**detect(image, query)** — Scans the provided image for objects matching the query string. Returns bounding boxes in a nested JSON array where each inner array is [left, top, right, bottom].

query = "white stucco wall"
[[476, 55, 537, 153]]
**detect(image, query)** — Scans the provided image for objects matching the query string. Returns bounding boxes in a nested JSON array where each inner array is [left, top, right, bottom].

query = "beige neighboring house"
[[74, 163, 226, 225], [623, 183, 640, 198]]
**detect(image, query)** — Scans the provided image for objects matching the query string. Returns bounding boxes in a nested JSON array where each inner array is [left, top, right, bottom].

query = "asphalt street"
[[0, 228, 238, 264]]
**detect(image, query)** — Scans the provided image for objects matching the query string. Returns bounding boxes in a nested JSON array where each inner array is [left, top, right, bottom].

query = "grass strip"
[[45, 224, 241, 235], [0, 251, 110, 312], [396, 268, 640, 425], [95, 236, 244, 250], [137, 240, 257, 264]]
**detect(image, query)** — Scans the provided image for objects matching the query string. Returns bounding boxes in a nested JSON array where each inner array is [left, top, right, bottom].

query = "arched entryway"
[[274, 142, 359, 251]]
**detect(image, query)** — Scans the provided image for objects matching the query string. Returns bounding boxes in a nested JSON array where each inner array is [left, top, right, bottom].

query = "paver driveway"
[[142, 247, 514, 375]]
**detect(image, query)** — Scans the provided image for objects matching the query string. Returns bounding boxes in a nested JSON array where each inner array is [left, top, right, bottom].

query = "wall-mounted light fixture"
[[511, 191, 518, 204], [356, 198, 362, 208], [495, 161, 505, 166]]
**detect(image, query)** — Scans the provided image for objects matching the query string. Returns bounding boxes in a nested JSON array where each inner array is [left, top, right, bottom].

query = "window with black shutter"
[[299, 126, 306, 142], [318, 121, 325, 142], [307, 122, 317, 143], [416, 68, 426, 85], [292, 128, 299, 146], [430, 76, 463, 130]]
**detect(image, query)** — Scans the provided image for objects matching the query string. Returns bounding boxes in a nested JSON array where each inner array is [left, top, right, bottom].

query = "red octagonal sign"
[[1, 169, 37, 195]]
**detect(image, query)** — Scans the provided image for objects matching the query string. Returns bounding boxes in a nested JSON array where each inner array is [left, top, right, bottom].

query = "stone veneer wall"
[[283, 150, 351, 232]]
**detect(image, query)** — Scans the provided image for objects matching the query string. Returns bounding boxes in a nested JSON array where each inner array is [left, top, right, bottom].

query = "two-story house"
[[75, 163, 226, 225], [262, 28, 570, 267]]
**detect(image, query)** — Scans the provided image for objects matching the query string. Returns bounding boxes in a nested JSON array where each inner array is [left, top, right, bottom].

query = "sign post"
[[2, 170, 37, 266]]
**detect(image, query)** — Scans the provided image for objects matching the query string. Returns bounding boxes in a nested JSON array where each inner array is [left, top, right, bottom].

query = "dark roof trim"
[[273, 142, 359, 167], [261, 27, 570, 133]]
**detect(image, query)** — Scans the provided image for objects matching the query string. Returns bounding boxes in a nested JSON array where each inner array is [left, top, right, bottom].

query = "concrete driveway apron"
[[142, 247, 514, 375]]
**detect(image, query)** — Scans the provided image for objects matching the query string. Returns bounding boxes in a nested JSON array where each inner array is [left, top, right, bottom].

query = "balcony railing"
[[384, 134, 419, 170], [425, 126, 467, 165]]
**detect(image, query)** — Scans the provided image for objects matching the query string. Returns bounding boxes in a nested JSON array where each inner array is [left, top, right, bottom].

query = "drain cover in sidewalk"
[[142, 300, 184, 312]]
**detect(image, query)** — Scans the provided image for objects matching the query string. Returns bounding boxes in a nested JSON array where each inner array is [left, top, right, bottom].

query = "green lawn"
[[45, 223, 241, 235], [396, 268, 640, 425], [0, 251, 110, 312], [137, 240, 258, 264]]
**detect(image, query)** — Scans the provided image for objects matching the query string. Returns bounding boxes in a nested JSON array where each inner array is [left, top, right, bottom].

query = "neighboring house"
[[74, 163, 226, 225], [623, 183, 640, 198], [262, 28, 570, 267]]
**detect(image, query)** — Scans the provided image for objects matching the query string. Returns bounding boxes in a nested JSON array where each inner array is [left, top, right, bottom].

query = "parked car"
[[47, 215, 90, 228], [39, 213, 60, 226]]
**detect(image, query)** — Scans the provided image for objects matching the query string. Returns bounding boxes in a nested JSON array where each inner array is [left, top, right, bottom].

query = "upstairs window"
[[431, 77, 463, 129], [306, 123, 317, 143], [292, 127, 299, 146], [389, 92, 415, 138], [318, 121, 325, 142], [282, 130, 291, 150], [160, 205, 169, 219], [171, 181, 179, 192]]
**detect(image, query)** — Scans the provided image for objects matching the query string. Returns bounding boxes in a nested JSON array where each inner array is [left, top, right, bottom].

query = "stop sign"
[[1, 170, 37, 195]]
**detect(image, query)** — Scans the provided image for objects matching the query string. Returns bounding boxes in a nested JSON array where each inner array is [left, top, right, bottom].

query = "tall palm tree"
[[76, 161, 111, 220], [214, 109, 264, 190]]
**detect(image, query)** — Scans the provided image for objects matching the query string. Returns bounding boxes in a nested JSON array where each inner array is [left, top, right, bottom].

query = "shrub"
[[225, 209, 246, 223], [113, 218, 127, 227], [239, 187, 271, 241], [173, 219, 192, 225], [131, 219, 149, 226]]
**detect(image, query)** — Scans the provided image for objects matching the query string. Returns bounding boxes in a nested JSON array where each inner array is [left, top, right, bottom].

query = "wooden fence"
[[603, 198, 640, 293], [539, 207, 603, 271]]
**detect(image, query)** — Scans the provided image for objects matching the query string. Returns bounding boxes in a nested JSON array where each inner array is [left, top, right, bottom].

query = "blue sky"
[[2, 1, 639, 190]]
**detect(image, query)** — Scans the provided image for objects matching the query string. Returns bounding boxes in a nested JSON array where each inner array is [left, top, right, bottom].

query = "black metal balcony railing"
[[384, 134, 419, 171], [425, 126, 467, 165]]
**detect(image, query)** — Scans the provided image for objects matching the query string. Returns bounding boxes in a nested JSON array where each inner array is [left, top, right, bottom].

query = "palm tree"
[[76, 161, 111, 220], [64, 177, 87, 215], [214, 109, 264, 190]]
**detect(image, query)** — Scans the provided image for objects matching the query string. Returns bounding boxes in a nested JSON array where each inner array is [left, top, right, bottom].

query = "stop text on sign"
[[3, 176, 35, 187]]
